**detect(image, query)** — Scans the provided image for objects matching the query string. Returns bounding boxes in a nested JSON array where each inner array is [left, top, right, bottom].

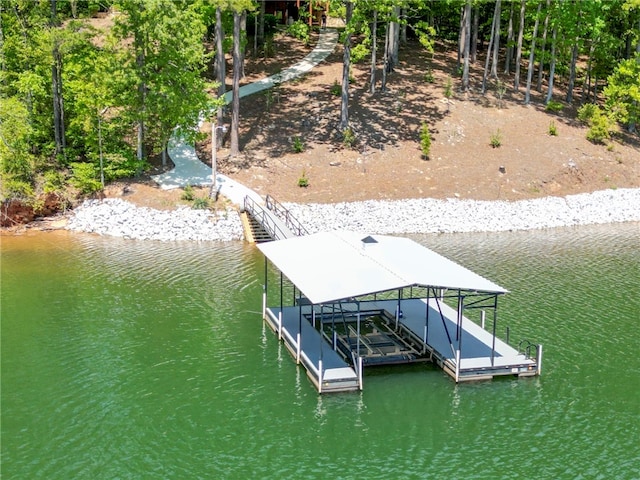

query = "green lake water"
[[1, 224, 639, 479]]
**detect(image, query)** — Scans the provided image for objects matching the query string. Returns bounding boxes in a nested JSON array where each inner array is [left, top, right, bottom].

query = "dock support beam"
[[296, 333, 301, 364], [455, 349, 461, 383], [536, 344, 543, 375], [318, 360, 323, 394], [358, 356, 363, 390], [278, 311, 282, 340]]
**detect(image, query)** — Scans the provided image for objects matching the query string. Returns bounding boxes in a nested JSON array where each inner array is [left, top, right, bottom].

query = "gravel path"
[[66, 188, 639, 242]]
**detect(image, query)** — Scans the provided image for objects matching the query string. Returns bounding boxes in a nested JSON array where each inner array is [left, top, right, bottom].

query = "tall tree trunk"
[[536, 0, 551, 92], [340, 1, 353, 130], [134, 8, 146, 163], [582, 41, 595, 104], [215, 7, 225, 138], [524, 1, 541, 104], [382, 21, 389, 91], [51, 0, 65, 157], [387, 7, 400, 71], [258, 0, 265, 47], [462, 0, 471, 91], [400, 8, 407, 44], [490, 0, 502, 78], [482, 0, 501, 94], [545, 26, 558, 104], [370, 10, 377, 94], [230, 11, 241, 157], [240, 12, 246, 79], [457, 5, 464, 68], [514, 0, 526, 91], [471, 5, 479, 63], [504, 1, 514, 74], [566, 42, 579, 104]]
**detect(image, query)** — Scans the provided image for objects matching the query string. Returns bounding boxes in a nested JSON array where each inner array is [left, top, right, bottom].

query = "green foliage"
[[586, 109, 613, 144], [292, 137, 305, 153], [424, 69, 434, 83], [545, 100, 564, 112], [495, 80, 507, 108], [420, 122, 432, 158], [343, 128, 356, 148], [578, 104, 613, 144], [181, 185, 195, 201], [286, 20, 310, 45], [490, 130, 502, 148], [548, 121, 558, 136], [330, 80, 341, 96], [351, 42, 370, 64], [192, 196, 211, 209], [577, 104, 599, 124], [604, 55, 640, 131], [69, 162, 102, 194], [298, 170, 309, 188]]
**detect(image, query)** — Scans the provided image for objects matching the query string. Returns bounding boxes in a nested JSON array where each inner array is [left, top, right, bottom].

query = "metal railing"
[[265, 194, 309, 237], [243, 196, 291, 242]]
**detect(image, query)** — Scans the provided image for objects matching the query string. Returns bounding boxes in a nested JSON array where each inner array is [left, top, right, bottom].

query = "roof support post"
[[536, 344, 543, 375], [455, 349, 461, 382], [423, 288, 430, 352], [491, 295, 498, 366], [262, 257, 268, 320]]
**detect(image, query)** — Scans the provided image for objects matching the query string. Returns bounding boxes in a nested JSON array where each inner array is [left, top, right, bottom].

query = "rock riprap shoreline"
[[66, 188, 640, 241], [66, 199, 244, 241]]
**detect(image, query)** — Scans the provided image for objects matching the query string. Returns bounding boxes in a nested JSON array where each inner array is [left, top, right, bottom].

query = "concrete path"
[[151, 29, 338, 206]]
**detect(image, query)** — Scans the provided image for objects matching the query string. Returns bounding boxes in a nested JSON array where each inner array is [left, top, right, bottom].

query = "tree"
[[461, 0, 471, 91], [513, 0, 526, 91], [230, 9, 242, 156], [340, 0, 354, 130], [524, 1, 542, 104], [604, 54, 640, 132]]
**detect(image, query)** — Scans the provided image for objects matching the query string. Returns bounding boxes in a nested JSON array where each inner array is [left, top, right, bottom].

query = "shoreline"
[[48, 187, 640, 241]]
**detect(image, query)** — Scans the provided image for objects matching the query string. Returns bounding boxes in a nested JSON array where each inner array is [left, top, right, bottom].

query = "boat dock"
[[258, 230, 542, 393]]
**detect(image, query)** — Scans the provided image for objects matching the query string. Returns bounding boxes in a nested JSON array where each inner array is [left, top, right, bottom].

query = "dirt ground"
[[120, 30, 639, 209]]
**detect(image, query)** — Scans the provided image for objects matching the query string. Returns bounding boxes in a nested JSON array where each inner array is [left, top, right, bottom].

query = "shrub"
[[490, 129, 502, 148], [343, 128, 356, 148], [330, 80, 341, 96], [444, 76, 453, 110], [298, 169, 309, 188], [586, 110, 612, 144], [420, 122, 431, 158], [577, 103, 598, 124], [495, 80, 507, 108], [286, 20, 310, 45], [292, 136, 305, 153], [424, 69, 434, 83], [548, 120, 558, 136], [192, 196, 210, 209], [545, 100, 564, 112], [181, 185, 195, 201], [69, 162, 102, 194]]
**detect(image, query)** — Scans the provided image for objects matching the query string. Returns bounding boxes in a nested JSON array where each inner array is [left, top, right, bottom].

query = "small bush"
[[420, 122, 431, 158], [495, 80, 507, 108], [586, 110, 612, 144], [424, 69, 434, 83], [298, 169, 309, 188], [577, 103, 598, 124], [292, 136, 305, 153], [330, 80, 341, 96], [69, 162, 102, 194], [343, 128, 356, 148], [548, 120, 558, 136], [192, 196, 210, 209], [181, 185, 195, 201], [545, 100, 564, 112], [490, 129, 502, 148], [286, 20, 310, 45]]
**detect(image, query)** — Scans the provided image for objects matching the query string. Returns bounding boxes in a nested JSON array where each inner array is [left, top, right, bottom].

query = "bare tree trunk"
[[370, 10, 377, 94], [514, 0, 526, 91], [482, 0, 501, 94], [400, 8, 406, 44], [240, 11, 246, 79], [566, 42, 579, 104], [258, 0, 265, 46], [457, 5, 464, 68], [51, 0, 65, 157], [582, 41, 595, 104], [462, 0, 471, 91], [215, 7, 225, 139], [545, 26, 558, 104], [230, 11, 241, 157], [388, 7, 400, 71], [524, 1, 541, 104], [382, 21, 389, 91], [536, 0, 551, 92], [490, 0, 502, 79], [504, 1, 514, 74], [340, 1, 353, 130], [471, 5, 479, 63]]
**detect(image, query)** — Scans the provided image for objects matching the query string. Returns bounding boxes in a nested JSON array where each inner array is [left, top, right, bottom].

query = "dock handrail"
[[265, 194, 309, 237], [517, 339, 538, 359], [243, 195, 291, 241]]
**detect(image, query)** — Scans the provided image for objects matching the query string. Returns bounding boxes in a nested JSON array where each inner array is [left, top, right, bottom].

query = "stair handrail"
[[243, 195, 290, 242], [265, 194, 309, 237]]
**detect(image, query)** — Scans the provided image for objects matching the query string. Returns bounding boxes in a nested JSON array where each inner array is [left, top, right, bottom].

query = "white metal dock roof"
[[258, 231, 508, 304]]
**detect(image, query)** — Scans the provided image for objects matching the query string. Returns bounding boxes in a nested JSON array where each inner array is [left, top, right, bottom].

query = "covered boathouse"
[[258, 230, 542, 393]]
